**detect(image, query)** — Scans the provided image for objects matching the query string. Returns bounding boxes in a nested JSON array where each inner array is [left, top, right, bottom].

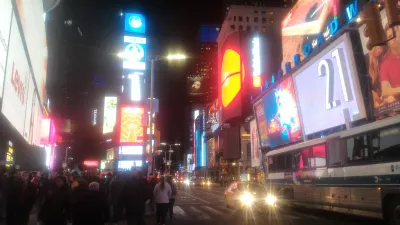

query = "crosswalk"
[[171, 204, 310, 222]]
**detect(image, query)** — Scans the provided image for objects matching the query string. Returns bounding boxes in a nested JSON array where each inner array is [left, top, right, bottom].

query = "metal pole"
[[149, 59, 155, 175], [168, 145, 172, 172]]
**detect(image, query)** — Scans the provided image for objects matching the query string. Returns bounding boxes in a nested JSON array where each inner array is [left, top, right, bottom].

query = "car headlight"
[[239, 192, 254, 206], [207, 181, 211, 186], [184, 179, 190, 185], [265, 194, 277, 206]]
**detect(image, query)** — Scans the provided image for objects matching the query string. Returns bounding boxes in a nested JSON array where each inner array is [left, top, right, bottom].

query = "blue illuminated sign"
[[123, 36, 146, 70], [346, 0, 358, 22], [124, 13, 146, 34]]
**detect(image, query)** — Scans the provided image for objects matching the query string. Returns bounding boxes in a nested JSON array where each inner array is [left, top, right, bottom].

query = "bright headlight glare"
[[265, 194, 277, 206], [240, 192, 254, 206], [184, 179, 190, 185]]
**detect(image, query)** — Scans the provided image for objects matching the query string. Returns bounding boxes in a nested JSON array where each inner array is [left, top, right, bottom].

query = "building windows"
[[230, 25, 235, 30], [238, 16, 243, 22], [262, 17, 266, 23], [246, 16, 249, 22], [261, 11, 266, 14], [254, 17, 259, 22], [254, 26, 259, 30], [262, 26, 267, 32], [254, 10, 258, 13], [269, 12, 274, 15], [239, 25, 243, 31], [234, 16, 236, 21], [269, 19, 274, 24], [247, 26, 251, 31]]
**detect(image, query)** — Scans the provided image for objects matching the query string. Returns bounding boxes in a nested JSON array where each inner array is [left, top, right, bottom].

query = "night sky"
[[47, 0, 222, 160]]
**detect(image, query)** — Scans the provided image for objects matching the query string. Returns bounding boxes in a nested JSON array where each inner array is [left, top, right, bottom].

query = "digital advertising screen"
[[119, 145, 143, 155], [294, 33, 366, 136], [2, 14, 30, 137], [281, 0, 341, 70], [254, 99, 269, 148], [0, 0, 13, 96], [103, 97, 117, 134], [358, 10, 400, 119], [118, 160, 143, 170], [119, 106, 144, 144], [124, 13, 146, 34], [16, 0, 48, 104], [187, 75, 209, 96], [261, 76, 302, 148], [123, 36, 146, 70]]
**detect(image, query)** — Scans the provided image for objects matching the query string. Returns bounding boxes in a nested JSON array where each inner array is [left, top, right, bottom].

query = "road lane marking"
[[201, 206, 226, 217], [183, 192, 211, 203], [190, 206, 211, 220]]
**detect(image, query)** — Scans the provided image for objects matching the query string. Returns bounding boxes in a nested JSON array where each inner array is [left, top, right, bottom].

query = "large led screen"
[[124, 13, 146, 34], [261, 76, 302, 148], [358, 10, 400, 119], [123, 36, 146, 70], [0, 0, 13, 96], [281, 0, 341, 70], [16, 0, 48, 104], [119, 106, 144, 144], [294, 33, 366, 135], [2, 14, 30, 137], [103, 97, 117, 134]]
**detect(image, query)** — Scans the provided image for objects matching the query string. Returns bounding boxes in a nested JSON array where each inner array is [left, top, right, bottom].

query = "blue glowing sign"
[[346, 0, 358, 22], [124, 13, 146, 34], [123, 36, 146, 70], [303, 18, 339, 56]]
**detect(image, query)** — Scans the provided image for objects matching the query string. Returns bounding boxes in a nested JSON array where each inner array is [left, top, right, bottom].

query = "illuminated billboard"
[[259, 76, 302, 148], [124, 13, 146, 34], [128, 72, 143, 101], [254, 100, 269, 148], [252, 37, 261, 87], [2, 14, 30, 137], [281, 0, 341, 70], [118, 160, 143, 170], [358, 10, 400, 119], [294, 33, 366, 135], [221, 48, 244, 107], [16, 0, 48, 103], [103, 97, 117, 134], [119, 106, 144, 144], [250, 119, 261, 167], [119, 145, 143, 155], [123, 36, 146, 70], [187, 76, 209, 96], [84, 161, 99, 167], [0, 0, 12, 96]]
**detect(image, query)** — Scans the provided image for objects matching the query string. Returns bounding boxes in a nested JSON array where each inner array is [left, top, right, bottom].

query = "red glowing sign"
[[83, 161, 99, 167], [119, 106, 144, 144], [40, 118, 51, 145]]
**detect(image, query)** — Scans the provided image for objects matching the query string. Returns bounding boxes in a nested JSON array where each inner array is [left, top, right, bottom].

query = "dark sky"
[[48, 0, 222, 160]]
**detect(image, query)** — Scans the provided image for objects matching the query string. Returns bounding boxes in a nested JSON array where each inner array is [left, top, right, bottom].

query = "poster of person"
[[250, 119, 261, 167], [359, 10, 400, 118]]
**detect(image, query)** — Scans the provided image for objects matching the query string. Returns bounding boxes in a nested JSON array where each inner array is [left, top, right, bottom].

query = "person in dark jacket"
[[109, 172, 124, 223], [70, 181, 109, 225], [38, 176, 70, 225], [121, 171, 150, 225], [15, 172, 37, 225]]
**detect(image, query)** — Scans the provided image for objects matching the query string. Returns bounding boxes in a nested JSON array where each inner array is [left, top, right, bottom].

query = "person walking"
[[16, 171, 37, 225], [38, 176, 70, 225], [153, 176, 171, 225], [109, 172, 124, 224], [166, 176, 177, 220]]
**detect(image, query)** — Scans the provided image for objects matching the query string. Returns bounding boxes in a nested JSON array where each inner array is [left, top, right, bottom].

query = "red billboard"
[[119, 106, 145, 144]]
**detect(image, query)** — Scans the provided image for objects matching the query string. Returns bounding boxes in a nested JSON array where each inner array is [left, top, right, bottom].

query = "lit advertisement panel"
[[119, 145, 143, 155], [23, 74, 34, 142], [119, 106, 144, 144], [2, 14, 30, 136], [123, 36, 146, 70], [124, 13, 146, 34], [294, 33, 366, 135], [118, 160, 143, 169], [0, 0, 12, 93], [103, 97, 117, 134], [281, 0, 341, 70], [261, 76, 302, 148], [358, 10, 400, 119], [254, 99, 269, 148], [250, 119, 261, 167], [16, 0, 48, 103], [84, 161, 99, 167]]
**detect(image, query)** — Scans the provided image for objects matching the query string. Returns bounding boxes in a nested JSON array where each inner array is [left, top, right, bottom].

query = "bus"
[[264, 115, 400, 223]]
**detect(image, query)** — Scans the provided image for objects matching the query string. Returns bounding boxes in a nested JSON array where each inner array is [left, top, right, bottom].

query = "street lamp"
[[159, 143, 180, 173]]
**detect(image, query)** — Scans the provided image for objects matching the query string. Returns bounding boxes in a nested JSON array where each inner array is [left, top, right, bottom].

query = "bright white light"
[[43, 13, 46, 21], [193, 110, 200, 120], [128, 72, 143, 101], [356, 17, 361, 23], [119, 146, 143, 155], [120, 12, 124, 16], [252, 37, 261, 77], [45, 146, 51, 168], [265, 194, 277, 206], [118, 160, 142, 169], [166, 54, 186, 60], [239, 192, 254, 206]]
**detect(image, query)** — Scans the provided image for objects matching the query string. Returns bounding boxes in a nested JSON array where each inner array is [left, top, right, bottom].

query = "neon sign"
[[124, 13, 146, 34], [128, 72, 143, 101], [252, 37, 261, 87], [346, 0, 358, 22], [303, 18, 339, 57]]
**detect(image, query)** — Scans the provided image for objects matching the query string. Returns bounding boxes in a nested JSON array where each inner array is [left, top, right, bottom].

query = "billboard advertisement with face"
[[294, 33, 366, 136], [187, 75, 209, 96], [281, 0, 341, 70], [119, 106, 144, 144], [250, 119, 261, 167], [103, 97, 117, 134], [358, 10, 400, 118]]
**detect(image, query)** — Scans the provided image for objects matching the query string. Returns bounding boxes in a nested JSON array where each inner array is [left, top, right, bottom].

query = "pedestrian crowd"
[[0, 166, 177, 225]]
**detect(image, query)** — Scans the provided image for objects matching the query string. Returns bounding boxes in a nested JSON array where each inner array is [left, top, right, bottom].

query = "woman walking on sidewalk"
[[166, 176, 177, 220], [153, 176, 171, 225]]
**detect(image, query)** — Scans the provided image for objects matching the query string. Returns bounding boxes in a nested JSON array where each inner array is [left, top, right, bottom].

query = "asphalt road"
[[5, 183, 385, 225]]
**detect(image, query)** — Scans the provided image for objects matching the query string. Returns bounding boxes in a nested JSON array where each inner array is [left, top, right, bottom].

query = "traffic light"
[[384, 0, 400, 27], [362, 3, 386, 50]]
